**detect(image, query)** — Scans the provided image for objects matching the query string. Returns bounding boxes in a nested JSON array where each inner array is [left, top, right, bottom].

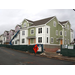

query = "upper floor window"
[[53, 21, 56, 27], [47, 28, 48, 33], [56, 38, 58, 42], [31, 29, 34, 34], [60, 31, 62, 36], [15, 41, 17, 44], [38, 28, 42, 34], [56, 30, 58, 35], [24, 22, 26, 27], [65, 31, 67, 36], [7, 37, 9, 39], [22, 31, 25, 35], [67, 25, 69, 30], [68, 39, 69, 44], [65, 39, 67, 44]]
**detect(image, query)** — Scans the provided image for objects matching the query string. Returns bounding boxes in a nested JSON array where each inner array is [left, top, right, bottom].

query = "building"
[[19, 16, 73, 52], [0, 34, 4, 44], [12, 25, 21, 45], [0, 16, 74, 52]]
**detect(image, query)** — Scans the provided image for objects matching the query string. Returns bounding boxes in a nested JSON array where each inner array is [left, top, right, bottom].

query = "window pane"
[[47, 37, 48, 43], [22, 31, 25, 35], [47, 28, 48, 33], [22, 39, 25, 43]]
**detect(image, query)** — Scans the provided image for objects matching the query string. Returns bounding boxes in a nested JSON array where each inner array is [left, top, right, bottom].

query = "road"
[[0, 47, 75, 65]]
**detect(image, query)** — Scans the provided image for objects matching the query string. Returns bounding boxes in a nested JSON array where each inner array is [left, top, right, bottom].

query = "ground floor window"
[[51, 37, 54, 43], [38, 37, 42, 43], [22, 39, 25, 43], [15, 41, 17, 44], [47, 37, 48, 43]]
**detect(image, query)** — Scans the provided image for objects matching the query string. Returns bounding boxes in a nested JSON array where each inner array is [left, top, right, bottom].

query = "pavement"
[[1, 47, 75, 65], [40, 51, 75, 62]]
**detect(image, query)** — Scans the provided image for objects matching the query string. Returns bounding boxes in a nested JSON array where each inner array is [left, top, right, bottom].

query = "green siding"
[[21, 19, 29, 28], [46, 17, 62, 44], [28, 27, 36, 37]]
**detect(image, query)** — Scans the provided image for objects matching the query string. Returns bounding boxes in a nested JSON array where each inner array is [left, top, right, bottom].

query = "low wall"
[[43, 45, 60, 52]]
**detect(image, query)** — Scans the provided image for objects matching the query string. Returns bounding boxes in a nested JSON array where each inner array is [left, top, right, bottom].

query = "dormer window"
[[24, 22, 26, 27]]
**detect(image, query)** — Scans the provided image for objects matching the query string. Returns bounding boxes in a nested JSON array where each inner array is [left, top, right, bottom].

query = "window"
[[60, 31, 62, 35], [22, 31, 25, 35], [13, 42, 14, 45], [38, 37, 42, 43], [56, 30, 58, 35], [47, 28, 48, 33], [7, 37, 9, 39], [22, 39, 25, 43], [56, 38, 58, 42], [24, 23, 26, 27], [47, 37, 48, 43], [53, 21, 56, 27], [15, 41, 17, 44], [65, 31, 67, 36], [67, 25, 69, 30], [68, 39, 69, 44], [4, 37, 5, 41], [51, 37, 53, 43], [38, 28, 42, 33], [65, 39, 67, 44], [31, 29, 34, 34]]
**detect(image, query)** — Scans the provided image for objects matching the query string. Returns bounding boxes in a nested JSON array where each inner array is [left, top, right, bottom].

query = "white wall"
[[71, 31, 74, 42], [12, 32, 20, 45], [20, 29, 28, 45], [36, 25, 50, 44]]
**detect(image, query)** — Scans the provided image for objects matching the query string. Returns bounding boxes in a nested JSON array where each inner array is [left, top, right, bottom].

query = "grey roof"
[[31, 17, 54, 26]]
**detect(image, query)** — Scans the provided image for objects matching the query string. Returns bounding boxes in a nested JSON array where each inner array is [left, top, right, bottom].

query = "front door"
[[28, 39, 30, 45], [60, 39, 63, 45]]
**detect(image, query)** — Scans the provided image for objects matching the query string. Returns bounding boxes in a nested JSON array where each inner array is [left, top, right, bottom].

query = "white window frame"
[[59, 31, 62, 36], [68, 39, 69, 44], [30, 29, 34, 35], [53, 21, 56, 27], [65, 39, 67, 44], [47, 28, 48, 33], [38, 28, 42, 34], [22, 31, 25, 35], [56, 38, 58, 42], [22, 38, 25, 43], [56, 30, 58, 36], [67, 25, 69, 30], [24, 22, 26, 27], [38, 37, 42, 43], [65, 31, 67, 36], [47, 37, 48, 43], [51, 37, 54, 43]]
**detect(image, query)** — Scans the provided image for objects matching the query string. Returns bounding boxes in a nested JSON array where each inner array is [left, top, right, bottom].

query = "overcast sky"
[[0, 9, 75, 37]]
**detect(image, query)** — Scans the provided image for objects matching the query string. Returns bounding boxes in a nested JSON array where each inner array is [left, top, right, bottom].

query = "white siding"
[[36, 25, 50, 44], [20, 29, 28, 45]]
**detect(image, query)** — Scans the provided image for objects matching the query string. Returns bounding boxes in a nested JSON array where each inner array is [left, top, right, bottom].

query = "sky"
[[0, 9, 75, 37]]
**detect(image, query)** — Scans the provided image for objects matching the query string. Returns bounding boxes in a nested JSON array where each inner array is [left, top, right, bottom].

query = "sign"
[[62, 45, 68, 49], [37, 45, 42, 52], [68, 45, 73, 49], [33, 44, 39, 53]]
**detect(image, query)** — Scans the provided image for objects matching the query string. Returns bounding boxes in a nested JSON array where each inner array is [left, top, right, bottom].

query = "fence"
[[0, 44, 43, 54], [61, 45, 75, 57]]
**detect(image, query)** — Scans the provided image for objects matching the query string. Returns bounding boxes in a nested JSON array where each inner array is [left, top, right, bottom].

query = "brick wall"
[[43, 45, 60, 52]]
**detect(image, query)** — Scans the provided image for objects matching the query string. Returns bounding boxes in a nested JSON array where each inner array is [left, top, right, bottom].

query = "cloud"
[[0, 9, 75, 38]]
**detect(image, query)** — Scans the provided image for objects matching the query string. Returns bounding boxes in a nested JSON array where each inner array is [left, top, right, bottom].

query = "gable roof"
[[30, 17, 54, 26], [26, 19, 34, 23]]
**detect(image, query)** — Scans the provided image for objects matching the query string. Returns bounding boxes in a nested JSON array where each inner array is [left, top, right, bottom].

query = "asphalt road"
[[0, 47, 75, 65]]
